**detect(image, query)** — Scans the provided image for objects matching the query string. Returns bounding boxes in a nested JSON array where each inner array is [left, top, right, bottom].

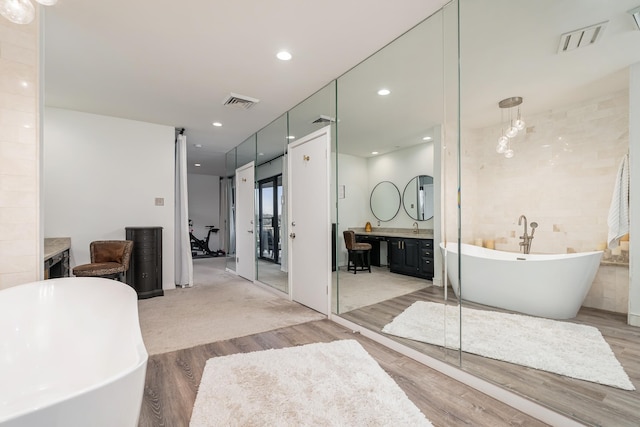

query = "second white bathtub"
[[0, 277, 148, 427], [440, 242, 602, 319]]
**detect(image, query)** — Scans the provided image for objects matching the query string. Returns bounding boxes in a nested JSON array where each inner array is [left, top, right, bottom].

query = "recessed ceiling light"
[[20, 81, 28, 88], [377, 89, 391, 96], [371, 151, 379, 155], [286, 135, 295, 140], [258, 152, 264, 156], [194, 144, 202, 148], [277, 51, 292, 61], [194, 163, 201, 167], [212, 122, 222, 127], [422, 136, 432, 141]]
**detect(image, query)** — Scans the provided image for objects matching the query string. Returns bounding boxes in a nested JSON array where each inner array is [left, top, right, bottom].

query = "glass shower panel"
[[458, 1, 638, 425], [256, 114, 288, 293], [335, 7, 456, 364]]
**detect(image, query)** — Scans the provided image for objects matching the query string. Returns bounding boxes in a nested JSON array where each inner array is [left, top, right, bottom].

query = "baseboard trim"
[[329, 315, 582, 427]]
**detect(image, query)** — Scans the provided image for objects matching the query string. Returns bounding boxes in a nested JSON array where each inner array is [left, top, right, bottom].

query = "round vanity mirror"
[[403, 175, 434, 221], [370, 181, 401, 222]]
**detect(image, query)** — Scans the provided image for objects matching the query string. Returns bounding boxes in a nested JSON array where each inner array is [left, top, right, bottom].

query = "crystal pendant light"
[[505, 124, 518, 138], [514, 107, 526, 130], [497, 96, 524, 158], [0, 0, 35, 24]]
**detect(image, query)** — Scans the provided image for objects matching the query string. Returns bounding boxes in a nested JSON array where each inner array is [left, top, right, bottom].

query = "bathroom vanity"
[[44, 237, 71, 279], [354, 229, 434, 280]]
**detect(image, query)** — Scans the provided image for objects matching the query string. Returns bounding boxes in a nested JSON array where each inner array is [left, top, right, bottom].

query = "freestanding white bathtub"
[[440, 242, 603, 319], [0, 277, 148, 427]]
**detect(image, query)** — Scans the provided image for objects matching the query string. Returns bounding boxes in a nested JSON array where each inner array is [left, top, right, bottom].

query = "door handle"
[[248, 230, 253, 233], [290, 233, 296, 239]]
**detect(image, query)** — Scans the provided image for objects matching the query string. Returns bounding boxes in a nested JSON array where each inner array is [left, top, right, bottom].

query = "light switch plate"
[[155, 197, 164, 206]]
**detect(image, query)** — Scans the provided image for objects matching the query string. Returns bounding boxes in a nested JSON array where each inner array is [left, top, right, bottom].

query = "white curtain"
[[175, 133, 193, 287]]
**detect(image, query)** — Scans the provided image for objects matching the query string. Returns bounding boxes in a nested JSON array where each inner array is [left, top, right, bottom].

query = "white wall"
[[367, 142, 435, 229], [188, 173, 221, 252], [43, 108, 175, 289], [0, 15, 41, 289], [335, 153, 369, 265]]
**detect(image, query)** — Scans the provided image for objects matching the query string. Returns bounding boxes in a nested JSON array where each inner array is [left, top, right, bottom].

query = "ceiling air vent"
[[311, 115, 335, 124], [558, 21, 607, 53], [222, 93, 260, 110]]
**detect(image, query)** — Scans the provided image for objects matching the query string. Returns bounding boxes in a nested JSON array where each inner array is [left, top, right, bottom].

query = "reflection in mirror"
[[256, 114, 288, 293], [370, 181, 400, 221], [458, 1, 640, 425], [403, 175, 434, 221], [224, 148, 237, 272], [334, 3, 457, 367]]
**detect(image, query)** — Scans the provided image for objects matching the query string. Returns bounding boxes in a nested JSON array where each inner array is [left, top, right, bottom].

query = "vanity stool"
[[72, 240, 133, 282], [343, 230, 372, 274]]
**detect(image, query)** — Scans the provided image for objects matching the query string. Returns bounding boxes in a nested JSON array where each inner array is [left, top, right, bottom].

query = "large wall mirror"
[[403, 175, 434, 221], [334, 1, 457, 368], [457, 0, 640, 425], [370, 181, 400, 222], [255, 114, 288, 293]]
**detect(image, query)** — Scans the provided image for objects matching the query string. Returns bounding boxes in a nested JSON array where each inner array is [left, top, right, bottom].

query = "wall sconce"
[[0, 0, 57, 25], [496, 96, 525, 158]]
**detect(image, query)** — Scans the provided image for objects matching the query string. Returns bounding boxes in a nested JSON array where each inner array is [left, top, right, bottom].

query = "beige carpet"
[[137, 258, 324, 355], [332, 266, 430, 313], [190, 340, 432, 426]]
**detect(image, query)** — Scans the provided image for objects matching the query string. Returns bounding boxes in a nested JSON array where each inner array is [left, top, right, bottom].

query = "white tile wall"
[[445, 90, 630, 313], [0, 17, 40, 289]]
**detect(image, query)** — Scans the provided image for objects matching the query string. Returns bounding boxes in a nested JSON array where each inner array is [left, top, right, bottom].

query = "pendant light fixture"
[[496, 96, 525, 158], [0, 0, 57, 25]]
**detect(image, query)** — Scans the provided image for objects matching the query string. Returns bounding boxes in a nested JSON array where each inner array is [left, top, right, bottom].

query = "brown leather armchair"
[[73, 240, 134, 282], [343, 230, 372, 274]]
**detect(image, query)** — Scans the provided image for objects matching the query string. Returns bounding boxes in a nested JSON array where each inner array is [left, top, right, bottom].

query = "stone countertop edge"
[[44, 237, 71, 260], [349, 227, 434, 239]]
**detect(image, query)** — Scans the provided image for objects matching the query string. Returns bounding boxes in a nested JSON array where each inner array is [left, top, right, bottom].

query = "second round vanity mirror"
[[370, 181, 401, 222], [403, 175, 434, 221]]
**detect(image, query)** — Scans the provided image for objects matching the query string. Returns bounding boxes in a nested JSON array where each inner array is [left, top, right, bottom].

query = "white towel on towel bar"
[[607, 154, 630, 248]]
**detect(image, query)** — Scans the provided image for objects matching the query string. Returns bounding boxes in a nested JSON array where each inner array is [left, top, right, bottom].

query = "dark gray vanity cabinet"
[[126, 226, 164, 299], [389, 237, 433, 280]]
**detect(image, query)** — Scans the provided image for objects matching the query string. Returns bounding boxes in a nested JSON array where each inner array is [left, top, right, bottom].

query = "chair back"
[[343, 230, 356, 250], [90, 240, 134, 270]]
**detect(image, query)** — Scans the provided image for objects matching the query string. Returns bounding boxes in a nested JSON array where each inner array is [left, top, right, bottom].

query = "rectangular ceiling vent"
[[558, 21, 608, 54], [311, 114, 335, 124], [222, 93, 260, 110]]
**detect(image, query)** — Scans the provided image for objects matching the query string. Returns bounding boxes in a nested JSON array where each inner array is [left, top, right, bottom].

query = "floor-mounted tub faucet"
[[413, 222, 419, 234], [518, 215, 537, 254]]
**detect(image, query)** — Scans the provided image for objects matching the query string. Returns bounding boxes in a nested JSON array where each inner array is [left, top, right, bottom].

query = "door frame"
[[287, 126, 331, 314]]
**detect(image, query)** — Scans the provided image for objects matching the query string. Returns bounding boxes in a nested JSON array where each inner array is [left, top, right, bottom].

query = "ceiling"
[[43, 0, 449, 176], [43, 0, 640, 176]]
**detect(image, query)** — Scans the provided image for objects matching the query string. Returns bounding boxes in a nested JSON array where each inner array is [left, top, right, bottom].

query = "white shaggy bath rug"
[[189, 339, 432, 426], [382, 301, 635, 391]]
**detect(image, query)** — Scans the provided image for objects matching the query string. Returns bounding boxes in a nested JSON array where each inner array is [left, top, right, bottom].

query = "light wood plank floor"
[[139, 319, 548, 427], [340, 286, 640, 427]]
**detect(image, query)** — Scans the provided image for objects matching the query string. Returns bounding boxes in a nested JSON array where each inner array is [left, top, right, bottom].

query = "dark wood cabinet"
[[388, 237, 433, 280], [126, 226, 164, 299], [355, 234, 384, 266]]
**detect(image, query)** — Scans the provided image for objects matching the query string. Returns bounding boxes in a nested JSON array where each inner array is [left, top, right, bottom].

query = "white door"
[[288, 126, 330, 314], [235, 162, 255, 281]]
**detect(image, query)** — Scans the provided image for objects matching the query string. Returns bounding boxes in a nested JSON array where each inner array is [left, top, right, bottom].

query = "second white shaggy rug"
[[382, 301, 635, 390], [190, 340, 432, 426]]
